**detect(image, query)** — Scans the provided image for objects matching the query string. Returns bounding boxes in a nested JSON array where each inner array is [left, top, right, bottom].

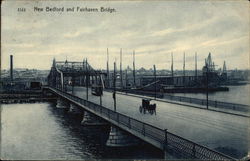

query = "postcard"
[[1, 0, 249, 160]]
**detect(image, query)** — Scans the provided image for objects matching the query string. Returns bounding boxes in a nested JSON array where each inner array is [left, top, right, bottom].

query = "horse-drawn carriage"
[[91, 85, 103, 96], [139, 99, 156, 115]]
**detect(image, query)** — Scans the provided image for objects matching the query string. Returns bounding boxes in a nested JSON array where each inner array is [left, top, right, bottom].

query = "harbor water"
[[168, 84, 250, 105], [1, 84, 249, 159], [1, 103, 162, 160]]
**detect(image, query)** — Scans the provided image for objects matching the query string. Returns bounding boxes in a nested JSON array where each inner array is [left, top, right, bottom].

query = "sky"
[[1, 0, 249, 70]]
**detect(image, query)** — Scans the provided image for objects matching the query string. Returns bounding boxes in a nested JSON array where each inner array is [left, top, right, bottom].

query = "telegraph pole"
[[120, 48, 123, 89], [154, 65, 157, 100], [113, 61, 117, 111], [99, 75, 102, 106], [195, 52, 198, 81], [125, 69, 128, 89], [10, 55, 13, 82], [206, 65, 209, 109], [183, 52, 185, 87], [107, 48, 110, 88], [71, 76, 74, 94], [86, 58, 89, 101], [133, 50, 136, 88]]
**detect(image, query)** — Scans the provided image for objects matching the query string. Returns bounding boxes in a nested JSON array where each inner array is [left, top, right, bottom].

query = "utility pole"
[[65, 76, 67, 92], [10, 55, 13, 82], [133, 50, 136, 88], [99, 75, 102, 106], [195, 52, 197, 81], [113, 61, 117, 111], [86, 58, 89, 101], [171, 52, 174, 85], [120, 48, 123, 89], [71, 76, 74, 94], [154, 65, 157, 100], [183, 52, 185, 87], [125, 69, 128, 89], [107, 48, 110, 88]]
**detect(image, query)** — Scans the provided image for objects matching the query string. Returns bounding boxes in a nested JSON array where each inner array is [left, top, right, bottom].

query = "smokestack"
[[10, 55, 13, 81]]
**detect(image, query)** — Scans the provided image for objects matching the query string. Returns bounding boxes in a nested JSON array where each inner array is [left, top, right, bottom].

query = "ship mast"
[[222, 61, 227, 73], [171, 52, 174, 85]]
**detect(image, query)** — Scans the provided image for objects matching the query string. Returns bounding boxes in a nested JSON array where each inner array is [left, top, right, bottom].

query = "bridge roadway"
[[67, 86, 248, 158]]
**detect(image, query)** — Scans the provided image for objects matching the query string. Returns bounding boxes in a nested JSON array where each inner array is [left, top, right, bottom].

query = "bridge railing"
[[45, 86, 235, 160], [164, 94, 249, 112], [115, 89, 249, 112]]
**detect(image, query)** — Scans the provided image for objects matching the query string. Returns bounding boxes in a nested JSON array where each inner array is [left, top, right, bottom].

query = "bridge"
[[45, 59, 248, 160]]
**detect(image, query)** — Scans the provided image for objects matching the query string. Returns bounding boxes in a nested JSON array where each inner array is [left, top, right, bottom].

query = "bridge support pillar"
[[81, 111, 107, 126], [68, 103, 81, 114], [106, 126, 140, 147], [56, 98, 69, 108]]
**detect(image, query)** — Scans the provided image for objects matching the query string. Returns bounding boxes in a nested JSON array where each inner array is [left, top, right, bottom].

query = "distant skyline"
[[1, 1, 249, 70]]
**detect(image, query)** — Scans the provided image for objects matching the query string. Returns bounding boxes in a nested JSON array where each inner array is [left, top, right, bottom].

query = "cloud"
[[198, 36, 248, 49], [1, 1, 249, 70], [63, 27, 95, 38], [150, 16, 218, 37], [2, 17, 49, 31]]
